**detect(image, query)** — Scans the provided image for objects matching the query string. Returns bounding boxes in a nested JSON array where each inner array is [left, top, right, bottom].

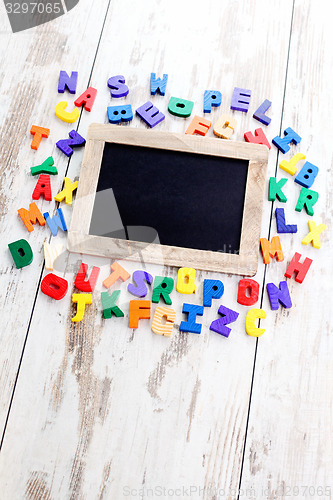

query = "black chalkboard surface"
[[68, 125, 268, 275]]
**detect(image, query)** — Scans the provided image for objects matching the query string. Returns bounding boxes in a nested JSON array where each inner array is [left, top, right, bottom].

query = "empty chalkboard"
[[68, 124, 268, 275]]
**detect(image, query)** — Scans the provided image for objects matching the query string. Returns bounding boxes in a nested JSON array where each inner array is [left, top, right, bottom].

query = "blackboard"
[[68, 125, 268, 275]]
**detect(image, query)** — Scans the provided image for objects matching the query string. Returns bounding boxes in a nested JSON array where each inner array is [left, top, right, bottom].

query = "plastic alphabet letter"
[[180, 303, 204, 334], [32, 174, 52, 201], [103, 262, 130, 289], [8, 239, 33, 269], [253, 99, 272, 126], [30, 126, 50, 150], [244, 128, 271, 149], [245, 308, 267, 337], [260, 236, 284, 264], [75, 262, 100, 292], [101, 289, 124, 319], [74, 87, 97, 112], [107, 104, 133, 124], [266, 281, 292, 311], [150, 73, 168, 96], [43, 208, 67, 236], [203, 90, 222, 113], [295, 188, 319, 216], [268, 177, 288, 203], [43, 242, 64, 271], [237, 279, 260, 306], [168, 97, 194, 117], [55, 101, 80, 123], [284, 252, 313, 283], [302, 220, 327, 249], [152, 276, 174, 305], [151, 306, 176, 337], [127, 270, 153, 298], [272, 127, 301, 154], [176, 267, 197, 294], [31, 156, 58, 176], [230, 87, 251, 112], [136, 101, 165, 127], [72, 294, 92, 322], [54, 177, 78, 205], [279, 153, 306, 176], [210, 305, 239, 338], [203, 279, 224, 307], [129, 300, 151, 329], [185, 115, 211, 136], [107, 75, 129, 98], [275, 207, 297, 233], [213, 115, 237, 139], [56, 130, 86, 157], [58, 71, 78, 94], [41, 273, 68, 300], [294, 161, 319, 189], [18, 202, 46, 232]]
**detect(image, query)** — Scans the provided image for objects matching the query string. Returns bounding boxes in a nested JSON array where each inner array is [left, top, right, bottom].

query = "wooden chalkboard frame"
[[68, 124, 268, 276]]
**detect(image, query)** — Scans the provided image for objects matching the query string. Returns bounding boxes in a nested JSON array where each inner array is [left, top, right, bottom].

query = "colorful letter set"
[[8, 70, 327, 339]]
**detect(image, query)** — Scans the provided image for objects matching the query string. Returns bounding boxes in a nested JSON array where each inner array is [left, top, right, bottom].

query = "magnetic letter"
[[136, 101, 165, 127], [246, 308, 267, 337], [279, 153, 306, 176], [230, 87, 251, 112], [152, 276, 174, 305], [244, 128, 271, 149], [32, 174, 52, 201], [272, 127, 301, 154], [30, 125, 50, 150], [253, 99, 272, 126], [203, 279, 224, 307], [107, 75, 129, 98], [168, 97, 194, 117], [72, 294, 92, 322], [266, 281, 292, 311], [150, 73, 168, 96], [268, 177, 288, 203], [213, 114, 237, 139], [31, 156, 57, 176], [18, 202, 45, 232], [260, 236, 284, 264], [129, 300, 151, 329], [180, 303, 204, 334], [55, 101, 79, 123], [75, 263, 100, 292], [302, 220, 327, 249], [103, 262, 130, 288], [74, 87, 97, 112], [41, 273, 68, 300], [176, 267, 196, 294], [284, 252, 313, 283], [107, 104, 133, 124], [295, 188, 319, 216], [294, 161, 319, 189], [43, 208, 67, 236], [54, 177, 78, 205], [58, 70, 78, 94], [209, 305, 239, 338], [203, 90, 222, 113], [56, 130, 86, 157], [128, 270, 153, 298], [43, 242, 64, 271], [101, 289, 124, 319], [237, 279, 259, 306], [275, 207, 297, 234], [8, 239, 33, 269], [185, 115, 211, 136], [151, 306, 176, 337]]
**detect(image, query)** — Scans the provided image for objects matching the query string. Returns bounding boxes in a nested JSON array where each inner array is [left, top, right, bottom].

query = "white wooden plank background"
[[0, 0, 332, 498]]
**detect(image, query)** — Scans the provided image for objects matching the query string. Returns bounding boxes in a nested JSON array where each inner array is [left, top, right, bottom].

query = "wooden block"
[[279, 153, 306, 175], [54, 177, 78, 205], [213, 114, 237, 139], [128, 270, 153, 298], [152, 276, 174, 305], [75, 262, 100, 292], [284, 252, 313, 283], [103, 262, 130, 289], [168, 97, 194, 117], [107, 105, 133, 124], [150, 73, 168, 96], [245, 308, 267, 337], [72, 293, 92, 322], [55, 101, 80, 123], [253, 99, 272, 126], [272, 127, 301, 154], [203, 279, 224, 307], [203, 90, 222, 113], [18, 202, 45, 232], [30, 156, 58, 176], [295, 187, 319, 216], [266, 281, 292, 311], [268, 177, 288, 203], [8, 239, 33, 269], [136, 101, 165, 128], [230, 87, 251, 112], [244, 128, 271, 149], [302, 220, 327, 249], [101, 289, 124, 319], [107, 75, 129, 97], [58, 70, 78, 94], [275, 207, 297, 233], [180, 303, 204, 334], [41, 273, 68, 300], [43, 208, 67, 236], [176, 267, 196, 294], [129, 300, 151, 329], [151, 306, 176, 337], [56, 129, 86, 157], [74, 87, 97, 112], [43, 242, 64, 271], [260, 236, 284, 264], [294, 161, 319, 188], [32, 174, 52, 201], [30, 125, 50, 150], [185, 115, 211, 136], [209, 305, 239, 338], [237, 278, 259, 306]]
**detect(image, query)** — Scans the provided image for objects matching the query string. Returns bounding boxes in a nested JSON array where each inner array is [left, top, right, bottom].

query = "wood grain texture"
[[0, 0, 300, 498]]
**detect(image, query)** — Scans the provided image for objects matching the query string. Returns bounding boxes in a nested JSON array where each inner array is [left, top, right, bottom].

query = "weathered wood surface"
[[0, 0, 330, 498]]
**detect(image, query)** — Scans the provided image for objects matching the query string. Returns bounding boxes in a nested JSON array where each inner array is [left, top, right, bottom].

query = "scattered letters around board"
[[68, 124, 268, 276]]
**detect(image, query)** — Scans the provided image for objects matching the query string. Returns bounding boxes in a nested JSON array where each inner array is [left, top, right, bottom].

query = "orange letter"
[[129, 300, 151, 329], [185, 115, 211, 136], [30, 125, 50, 150], [260, 236, 284, 264], [18, 202, 46, 232]]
